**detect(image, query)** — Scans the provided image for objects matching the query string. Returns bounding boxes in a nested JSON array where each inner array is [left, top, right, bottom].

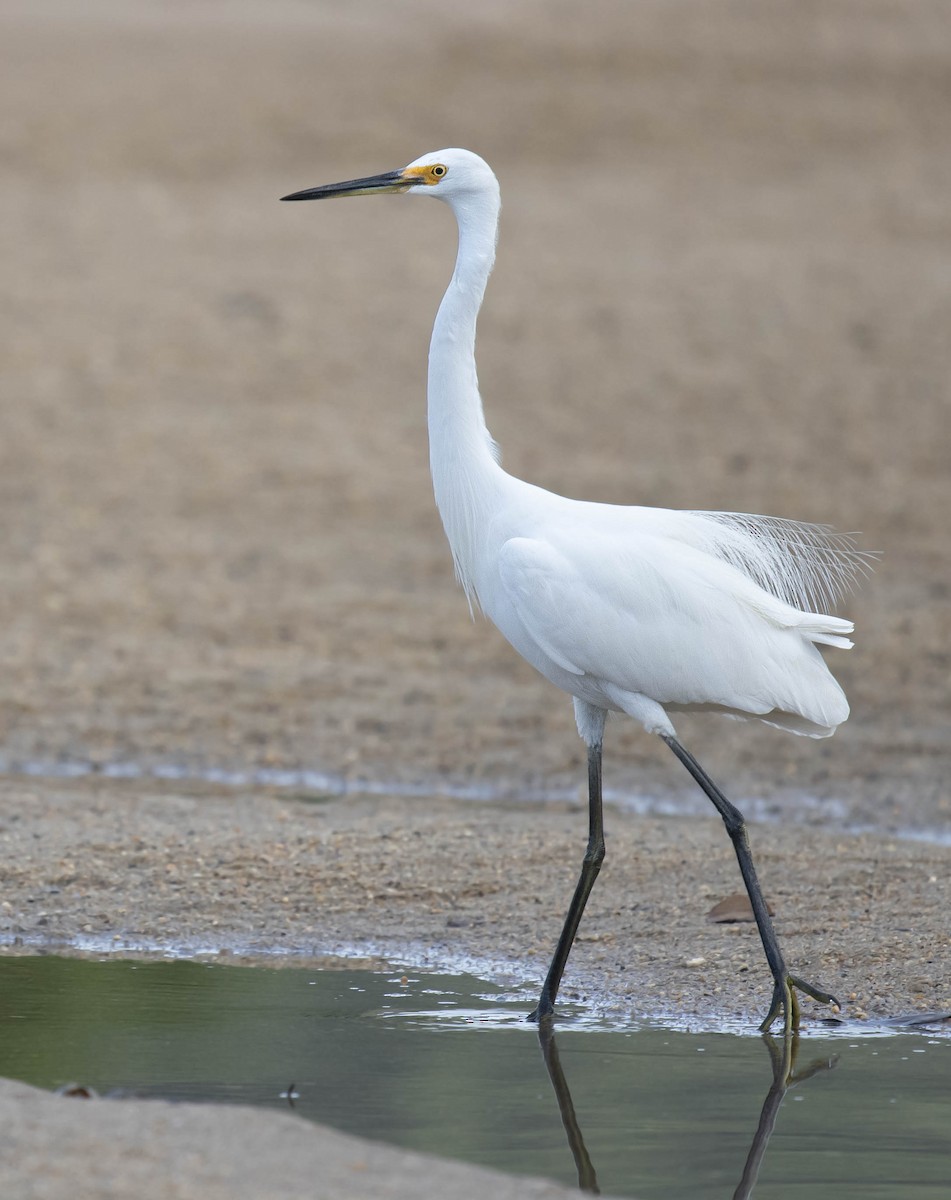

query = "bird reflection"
[[537, 1020, 600, 1194], [732, 1032, 838, 1200], [535, 1022, 837, 1198]]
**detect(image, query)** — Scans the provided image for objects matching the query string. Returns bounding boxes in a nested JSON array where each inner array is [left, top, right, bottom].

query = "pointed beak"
[[281, 168, 414, 202]]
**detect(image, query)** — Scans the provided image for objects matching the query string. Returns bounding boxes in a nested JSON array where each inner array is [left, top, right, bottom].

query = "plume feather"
[[686, 511, 876, 613]]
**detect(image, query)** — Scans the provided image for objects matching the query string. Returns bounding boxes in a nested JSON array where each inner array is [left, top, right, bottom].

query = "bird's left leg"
[[662, 735, 840, 1034], [530, 704, 606, 1024]]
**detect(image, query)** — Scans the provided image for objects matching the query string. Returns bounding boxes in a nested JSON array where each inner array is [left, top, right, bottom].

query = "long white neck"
[[428, 185, 506, 601]]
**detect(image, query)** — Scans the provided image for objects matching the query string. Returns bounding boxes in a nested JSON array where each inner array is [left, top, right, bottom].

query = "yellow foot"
[[760, 974, 841, 1034]]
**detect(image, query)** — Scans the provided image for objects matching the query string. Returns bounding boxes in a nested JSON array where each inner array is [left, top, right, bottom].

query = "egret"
[[282, 149, 869, 1033]]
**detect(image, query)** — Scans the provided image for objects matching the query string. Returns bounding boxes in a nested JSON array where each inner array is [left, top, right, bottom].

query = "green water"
[[0, 955, 948, 1198]]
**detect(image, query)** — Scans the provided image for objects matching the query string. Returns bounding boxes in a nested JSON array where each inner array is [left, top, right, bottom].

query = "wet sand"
[[3, 775, 950, 1024], [1, 1, 949, 1196]]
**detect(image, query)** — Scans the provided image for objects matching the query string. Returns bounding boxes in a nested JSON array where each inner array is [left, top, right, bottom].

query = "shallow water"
[[1, 955, 949, 1198]]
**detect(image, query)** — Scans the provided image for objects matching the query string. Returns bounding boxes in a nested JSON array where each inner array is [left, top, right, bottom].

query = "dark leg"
[[663, 735, 840, 1033], [530, 740, 605, 1022]]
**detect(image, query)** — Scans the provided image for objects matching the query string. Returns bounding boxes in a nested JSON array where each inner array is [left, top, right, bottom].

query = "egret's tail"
[[799, 612, 854, 650]]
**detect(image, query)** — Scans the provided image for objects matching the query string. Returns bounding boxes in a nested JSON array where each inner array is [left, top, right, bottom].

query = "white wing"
[[500, 489, 873, 618], [496, 525, 852, 732]]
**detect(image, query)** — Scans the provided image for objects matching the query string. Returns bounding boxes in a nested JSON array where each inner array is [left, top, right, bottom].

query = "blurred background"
[[1, 0, 948, 830]]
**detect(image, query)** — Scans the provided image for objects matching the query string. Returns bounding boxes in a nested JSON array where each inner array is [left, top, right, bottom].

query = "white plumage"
[[283, 147, 870, 1033]]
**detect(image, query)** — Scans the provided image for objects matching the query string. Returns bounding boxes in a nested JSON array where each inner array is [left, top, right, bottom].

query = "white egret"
[[282, 149, 870, 1033]]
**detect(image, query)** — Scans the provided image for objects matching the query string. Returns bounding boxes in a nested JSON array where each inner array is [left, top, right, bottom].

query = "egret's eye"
[[430, 164, 447, 180]]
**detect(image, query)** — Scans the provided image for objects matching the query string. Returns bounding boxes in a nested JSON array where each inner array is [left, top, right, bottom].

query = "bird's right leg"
[[662, 735, 840, 1034], [530, 709, 606, 1024]]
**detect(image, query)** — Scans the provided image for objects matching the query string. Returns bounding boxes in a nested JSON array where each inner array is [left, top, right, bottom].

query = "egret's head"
[[281, 148, 497, 208]]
